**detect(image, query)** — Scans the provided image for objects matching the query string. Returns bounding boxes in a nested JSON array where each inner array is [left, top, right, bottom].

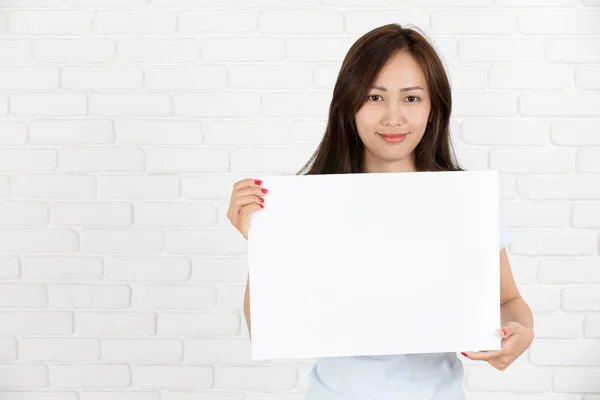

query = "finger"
[[239, 202, 263, 220], [229, 188, 267, 219], [232, 178, 263, 194], [500, 322, 521, 339], [461, 350, 503, 361]]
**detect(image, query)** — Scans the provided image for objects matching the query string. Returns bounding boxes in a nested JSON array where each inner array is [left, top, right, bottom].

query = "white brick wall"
[[0, 1, 598, 399]]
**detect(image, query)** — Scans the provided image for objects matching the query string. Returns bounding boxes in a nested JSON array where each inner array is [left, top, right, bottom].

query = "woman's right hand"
[[227, 178, 267, 240]]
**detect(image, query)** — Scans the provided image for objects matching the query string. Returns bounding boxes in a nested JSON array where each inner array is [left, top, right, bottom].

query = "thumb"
[[499, 322, 520, 339]]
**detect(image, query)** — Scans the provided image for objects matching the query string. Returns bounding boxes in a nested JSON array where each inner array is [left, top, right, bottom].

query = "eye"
[[368, 94, 382, 102], [406, 95, 420, 103]]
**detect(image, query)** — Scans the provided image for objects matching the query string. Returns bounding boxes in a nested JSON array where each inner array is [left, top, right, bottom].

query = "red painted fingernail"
[[501, 328, 507, 336], [259, 204, 264, 208], [461, 352, 468, 357], [255, 179, 262, 185], [259, 197, 264, 203], [261, 188, 268, 194]]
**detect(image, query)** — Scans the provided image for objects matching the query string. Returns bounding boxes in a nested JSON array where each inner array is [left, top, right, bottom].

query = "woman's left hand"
[[460, 322, 534, 371]]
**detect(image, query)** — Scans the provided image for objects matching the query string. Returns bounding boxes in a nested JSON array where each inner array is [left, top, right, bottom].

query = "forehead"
[[373, 52, 428, 90]]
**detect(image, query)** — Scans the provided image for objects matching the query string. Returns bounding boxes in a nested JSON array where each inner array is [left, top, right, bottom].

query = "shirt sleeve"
[[499, 217, 511, 250]]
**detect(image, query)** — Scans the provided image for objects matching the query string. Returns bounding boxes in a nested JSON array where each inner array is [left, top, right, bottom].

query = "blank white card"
[[247, 170, 501, 360]]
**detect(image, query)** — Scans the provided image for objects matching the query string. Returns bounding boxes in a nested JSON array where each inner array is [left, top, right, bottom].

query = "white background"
[[0, 0, 599, 399]]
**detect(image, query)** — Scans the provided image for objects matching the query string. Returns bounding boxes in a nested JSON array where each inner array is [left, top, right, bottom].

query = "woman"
[[227, 24, 534, 400]]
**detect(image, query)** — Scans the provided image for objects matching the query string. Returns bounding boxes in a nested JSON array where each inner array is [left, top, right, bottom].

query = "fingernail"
[[261, 188, 268, 194], [461, 352, 468, 357], [501, 328, 507, 336], [255, 179, 262, 185], [259, 198, 264, 203], [259, 204, 264, 208]]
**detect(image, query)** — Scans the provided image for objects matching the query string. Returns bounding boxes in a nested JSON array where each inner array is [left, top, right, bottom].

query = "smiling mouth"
[[378, 132, 408, 143]]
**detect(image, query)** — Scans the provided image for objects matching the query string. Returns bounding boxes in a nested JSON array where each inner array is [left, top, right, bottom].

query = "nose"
[[383, 103, 407, 126]]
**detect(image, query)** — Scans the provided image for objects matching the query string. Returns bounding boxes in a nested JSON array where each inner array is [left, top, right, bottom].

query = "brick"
[[553, 368, 600, 393], [489, 148, 575, 174], [501, 202, 569, 228], [21, 256, 103, 280], [157, 312, 239, 336], [530, 340, 600, 366], [103, 339, 182, 363], [117, 39, 199, 63], [204, 120, 292, 145], [231, 147, 315, 173], [75, 312, 155, 336], [230, 65, 312, 89], [132, 285, 217, 310], [203, 38, 284, 62], [34, 39, 114, 63], [0, 312, 72, 335], [262, 92, 331, 117], [164, 229, 247, 255], [0, 67, 58, 90], [345, 9, 429, 34], [105, 256, 190, 282], [539, 259, 600, 284], [0, 229, 78, 253], [0, 284, 46, 308], [489, 64, 573, 90], [584, 315, 600, 338], [286, 38, 354, 62], [432, 10, 516, 34], [214, 366, 297, 390], [98, 175, 180, 200], [519, 10, 600, 34], [0, 201, 49, 226], [80, 229, 163, 254], [459, 37, 543, 63], [181, 175, 248, 200], [93, 10, 176, 34], [576, 66, 600, 89], [51, 364, 130, 388], [13, 174, 96, 199], [0, 365, 48, 388], [260, 10, 341, 33], [174, 93, 259, 117], [552, 119, 600, 146], [518, 175, 600, 200], [185, 338, 251, 363], [49, 284, 131, 309], [131, 366, 212, 389], [81, 393, 159, 400], [453, 92, 517, 117], [0, 256, 19, 279], [29, 120, 114, 145], [59, 147, 144, 172], [180, 10, 257, 33], [507, 256, 538, 284], [0, 149, 56, 172], [191, 257, 247, 283], [466, 366, 551, 391], [509, 231, 597, 256], [292, 120, 327, 145], [0, 338, 17, 361], [115, 120, 203, 145], [546, 38, 600, 63], [520, 92, 600, 117], [90, 93, 171, 117], [9, 10, 90, 34], [579, 148, 600, 173], [19, 338, 99, 362], [0, 40, 31, 63], [10, 93, 87, 117], [519, 286, 561, 312], [51, 202, 132, 227], [533, 315, 583, 339], [62, 66, 143, 90], [145, 148, 229, 173], [134, 203, 217, 227], [562, 286, 600, 312], [145, 66, 226, 90], [0, 176, 8, 198]]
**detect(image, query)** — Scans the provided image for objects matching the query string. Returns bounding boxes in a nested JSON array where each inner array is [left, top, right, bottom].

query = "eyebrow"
[[368, 85, 424, 92]]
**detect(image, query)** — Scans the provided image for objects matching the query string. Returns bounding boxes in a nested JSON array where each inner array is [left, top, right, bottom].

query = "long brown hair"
[[297, 24, 463, 175]]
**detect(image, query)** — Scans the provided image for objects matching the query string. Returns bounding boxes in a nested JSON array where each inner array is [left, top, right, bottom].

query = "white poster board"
[[247, 170, 501, 360]]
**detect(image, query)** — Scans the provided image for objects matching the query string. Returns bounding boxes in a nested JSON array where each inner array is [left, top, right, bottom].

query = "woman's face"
[[355, 51, 432, 173]]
